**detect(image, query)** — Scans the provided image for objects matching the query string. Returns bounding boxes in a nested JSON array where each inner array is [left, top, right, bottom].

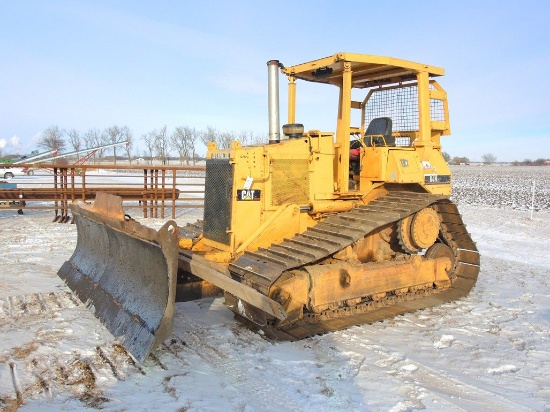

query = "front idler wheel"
[[398, 207, 440, 253]]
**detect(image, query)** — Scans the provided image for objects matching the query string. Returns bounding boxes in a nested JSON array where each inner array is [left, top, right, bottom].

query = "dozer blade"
[[58, 193, 179, 362]]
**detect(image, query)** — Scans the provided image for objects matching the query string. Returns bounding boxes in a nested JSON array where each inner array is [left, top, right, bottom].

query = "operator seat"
[[365, 117, 394, 146]]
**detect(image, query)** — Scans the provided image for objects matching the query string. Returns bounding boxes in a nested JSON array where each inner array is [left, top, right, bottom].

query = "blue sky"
[[1, 0, 549, 161]]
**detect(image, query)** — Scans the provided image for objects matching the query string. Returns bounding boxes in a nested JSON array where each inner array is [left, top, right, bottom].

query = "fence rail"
[[0, 163, 206, 221]]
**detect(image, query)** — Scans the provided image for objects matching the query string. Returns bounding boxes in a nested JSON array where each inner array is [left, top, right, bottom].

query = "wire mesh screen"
[[364, 84, 418, 132], [430, 99, 445, 122], [364, 83, 445, 134], [394, 137, 411, 146], [203, 159, 233, 245], [428, 83, 446, 122]]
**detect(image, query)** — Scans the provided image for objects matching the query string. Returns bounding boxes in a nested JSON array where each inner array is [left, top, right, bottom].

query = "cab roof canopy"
[[283, 52, 444, 88]]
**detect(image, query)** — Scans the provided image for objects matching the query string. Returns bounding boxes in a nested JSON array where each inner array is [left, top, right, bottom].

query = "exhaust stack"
[[267, 60, 280, 144]]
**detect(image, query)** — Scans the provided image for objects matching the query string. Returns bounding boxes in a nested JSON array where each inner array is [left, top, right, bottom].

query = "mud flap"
[[58, 193, 179, 362]]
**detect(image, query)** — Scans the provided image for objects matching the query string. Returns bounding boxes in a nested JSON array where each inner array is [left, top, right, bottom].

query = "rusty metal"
[[59, 193, 287, 361], [178, 250, 287, 320], [58, 193, 180, 362], [0, 164, 205, 220], [302, 255, 450, 310]]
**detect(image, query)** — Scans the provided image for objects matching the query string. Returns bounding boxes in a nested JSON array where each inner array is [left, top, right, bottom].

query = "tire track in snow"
[[0, 291, 80, 322], [0, 291, 147, 408], [162, 308, 301, 411], [331, 330, 539, 411], [2, 342, 147, 408]]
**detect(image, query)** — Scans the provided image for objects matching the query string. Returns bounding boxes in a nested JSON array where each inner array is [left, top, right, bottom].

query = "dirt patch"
[[78, 392, 110, 408], [12, 341, 39, 359], [0, 396, 23, 412]]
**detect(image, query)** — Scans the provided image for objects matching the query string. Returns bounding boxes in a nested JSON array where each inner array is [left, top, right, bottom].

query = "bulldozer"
[[59, 52, 479, 362]]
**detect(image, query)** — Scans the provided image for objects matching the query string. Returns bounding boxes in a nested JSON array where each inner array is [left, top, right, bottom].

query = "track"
[[0, 291, 146, 410], [0, 291, 80, 322], [227, 191, 480, 339]]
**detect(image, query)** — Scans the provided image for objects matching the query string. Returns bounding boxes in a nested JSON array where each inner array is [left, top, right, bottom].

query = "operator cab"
[[281, 52, 450, 195]]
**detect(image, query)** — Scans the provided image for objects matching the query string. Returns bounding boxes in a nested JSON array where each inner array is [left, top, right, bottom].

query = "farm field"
[[0, 165, 549, 411], [451, 165, 549, 211]]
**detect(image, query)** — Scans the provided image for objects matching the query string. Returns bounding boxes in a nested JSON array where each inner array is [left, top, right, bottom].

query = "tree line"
[[7, 128, 547, 167], [511, 158, 549, 166], [444, 152, 548, 166], [37, 125, 132, 164], [442, 152, 498, 165], [33, 125, 267, 165]]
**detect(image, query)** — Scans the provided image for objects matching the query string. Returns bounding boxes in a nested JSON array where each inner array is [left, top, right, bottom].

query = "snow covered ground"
[[1, 168, 549, 411]]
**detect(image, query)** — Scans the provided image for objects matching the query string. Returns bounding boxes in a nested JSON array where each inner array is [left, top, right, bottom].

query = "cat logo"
[[236, 189, 261, 201]]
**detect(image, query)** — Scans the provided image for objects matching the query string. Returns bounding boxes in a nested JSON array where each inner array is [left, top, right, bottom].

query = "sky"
[[1, 0, 549, 162]]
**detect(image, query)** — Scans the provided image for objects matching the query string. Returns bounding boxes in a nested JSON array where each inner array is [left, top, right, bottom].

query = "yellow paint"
[[196, 52, 453, 257]]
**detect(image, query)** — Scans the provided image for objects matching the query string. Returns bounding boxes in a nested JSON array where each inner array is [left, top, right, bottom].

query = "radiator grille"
[[271, 159, 310, 206], [203, 159, 233, 245]]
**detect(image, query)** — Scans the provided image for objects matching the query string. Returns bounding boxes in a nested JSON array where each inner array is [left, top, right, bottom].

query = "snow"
[[1, 169, 550, 411]]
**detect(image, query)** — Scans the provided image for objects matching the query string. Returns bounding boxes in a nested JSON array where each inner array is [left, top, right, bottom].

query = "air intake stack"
[[267, 60, 281, 144]]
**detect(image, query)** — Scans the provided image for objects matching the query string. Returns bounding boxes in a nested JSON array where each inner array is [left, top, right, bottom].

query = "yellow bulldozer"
[[59, 52, 479, 362]]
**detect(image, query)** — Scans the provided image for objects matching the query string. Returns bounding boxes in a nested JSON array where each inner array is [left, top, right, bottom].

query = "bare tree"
[[67, 129, 82, 160], [219, 131, 235, 149], [200, 126, 219, 147], [83, 128, 97, 149], [481, 153, 497, 165], [238, 130, 266, 146], [122, 127, 133, 164], [39, 125, 66, 152], [442, 152, 451, 163], [84, 128, 101, 164], [253, 133, 267, 145], [188, 127, 199, 164], [96, 129, 110, 161], [142, 131, 156, 165], [200, 127, 257, 151], [451, 156, 470, 165], [237, 130, 251, 146], [172, 126, 189, 165], [105, 125, 131, 164], [154, 125, 170, 165], [172, 126, 200, 165]]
